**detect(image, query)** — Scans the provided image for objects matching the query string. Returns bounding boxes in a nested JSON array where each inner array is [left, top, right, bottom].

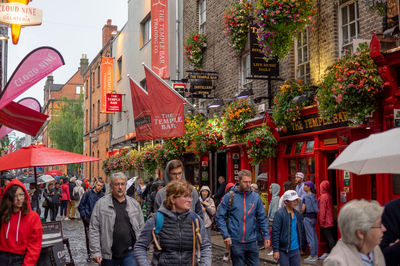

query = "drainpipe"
[[175, 0, 180, 80]]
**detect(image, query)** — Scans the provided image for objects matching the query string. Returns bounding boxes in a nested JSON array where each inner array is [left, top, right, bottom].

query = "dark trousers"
[[0, 250, 24, 266], [278, 249, 301, 266], [101, 252, 137, 266], [230, 240, 259, 266], [51, 203, 59, 221], [82, 218, 91, 257], [60, 200, 68, 216], [321, 226, 336, 253], [44, 206, 50, 221]]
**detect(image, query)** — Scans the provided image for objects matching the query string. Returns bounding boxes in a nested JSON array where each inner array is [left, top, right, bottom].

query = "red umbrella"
[[0, 144, 101, 210], [45, 169, 64, 177], [0, 144, 100, 170]]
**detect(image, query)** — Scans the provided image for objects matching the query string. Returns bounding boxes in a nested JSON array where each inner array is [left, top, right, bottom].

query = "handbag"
[[42, 200, 48, 208]]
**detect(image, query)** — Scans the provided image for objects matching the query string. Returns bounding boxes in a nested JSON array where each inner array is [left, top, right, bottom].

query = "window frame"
[[199, 0, 206, 34], [117, 56, 122, 82], [241, 53, 252, 86], [141, 14, 151, 47], [339, 0, 360, 55], [294, 28, 311, 82]]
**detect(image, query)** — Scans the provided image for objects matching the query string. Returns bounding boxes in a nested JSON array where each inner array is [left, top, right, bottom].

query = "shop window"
[[285, 143, 293, 154], [299, 158, 307, 174], [392, 174, 400, 195], [288, 156, 315, 182], [295, 142, 304, 153], [308, 157, 315, 175], [289, 159, 297, 176], [305, 140, 314, 153]]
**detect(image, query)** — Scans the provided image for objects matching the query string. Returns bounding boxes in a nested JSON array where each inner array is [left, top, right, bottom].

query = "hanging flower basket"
[[223, 0, 253, 57], [255, 0, 316, 59], [317, 43, 383, 125], [102, 150, 131, 175], [245, 124, 277, 166], [361, 0, 386, 15], [193, 116, 225, 154], [184, 32, 207, 67], [223, 99, 255, 144], [157, 137, 186, 167], [272, 80, 315, 131]]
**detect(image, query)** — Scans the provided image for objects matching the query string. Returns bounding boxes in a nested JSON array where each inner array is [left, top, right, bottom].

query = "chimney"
[[44, 74, 54, 103], [46, 74, 54, 86], [102, 19, 117, 47], [80, 53, 88, 75]]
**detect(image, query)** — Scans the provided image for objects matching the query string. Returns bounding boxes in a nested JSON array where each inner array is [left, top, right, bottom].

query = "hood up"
[[163, 160, 185, 185], [4, 179, 31, 209], [320, 180, 331, 194], [75, 180, 82, 187], [199, 185, 211, 200], [270, 183, 280, 197]]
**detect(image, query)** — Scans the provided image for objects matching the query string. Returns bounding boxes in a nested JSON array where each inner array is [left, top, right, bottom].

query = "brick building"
[[82, 19, 117, 183], [41, 56, 87, 175]]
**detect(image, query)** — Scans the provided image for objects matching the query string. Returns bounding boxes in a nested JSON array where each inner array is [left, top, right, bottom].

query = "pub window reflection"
[[295, 142, 304, 153]]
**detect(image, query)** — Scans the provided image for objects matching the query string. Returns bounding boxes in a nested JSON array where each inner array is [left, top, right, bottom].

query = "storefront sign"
[[101, 57, 114, 113], [279, 111, 349, 137], [105, 93, 122, 112], [394, 109, 400, 127], [344, 171, 350, 187], [41, 222, 66, 265], [233, 153, 240, 180], [0, 3, 42, 26], [173, 83, 186, 98], [249, 25, 279, 77], [151, 0, 169, 79], [187, 70, 218, 98]]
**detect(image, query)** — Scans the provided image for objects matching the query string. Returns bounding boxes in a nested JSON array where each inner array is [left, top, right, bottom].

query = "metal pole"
[[268, 76, 272, 108], [33, 166, 39, 213]]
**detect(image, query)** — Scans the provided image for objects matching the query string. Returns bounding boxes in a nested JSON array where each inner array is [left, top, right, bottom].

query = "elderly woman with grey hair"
[[324, 199, 386, 266]]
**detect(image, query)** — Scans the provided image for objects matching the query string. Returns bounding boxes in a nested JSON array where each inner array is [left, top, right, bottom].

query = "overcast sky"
[[7, 0, 128, 105]]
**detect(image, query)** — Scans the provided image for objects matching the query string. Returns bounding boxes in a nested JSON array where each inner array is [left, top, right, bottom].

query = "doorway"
[[324, 151, 339, 246], [214, 152, 227, 194]]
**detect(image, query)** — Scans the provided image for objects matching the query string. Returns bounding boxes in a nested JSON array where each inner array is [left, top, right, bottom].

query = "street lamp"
[[207, 98, 224, 108]]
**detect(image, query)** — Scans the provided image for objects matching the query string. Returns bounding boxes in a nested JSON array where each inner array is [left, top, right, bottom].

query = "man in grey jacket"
[[89, 172, 144, 265], [154, 159, 203, 218]]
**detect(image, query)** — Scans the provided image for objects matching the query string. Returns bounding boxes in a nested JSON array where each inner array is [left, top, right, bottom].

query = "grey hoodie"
[[199, 186, 216, 228], [268, 183, 280, 222], [154, 161, 203, 218], [134, 205, 212, 266]]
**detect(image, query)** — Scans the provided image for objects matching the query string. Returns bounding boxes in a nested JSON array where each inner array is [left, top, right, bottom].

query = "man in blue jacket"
[[216, 169, 270, 266], [78, 179, 105, 262]]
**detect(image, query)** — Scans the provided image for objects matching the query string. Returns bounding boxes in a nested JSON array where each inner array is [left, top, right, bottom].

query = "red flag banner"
[[0, 97, 43, 138], [151, 0, 169, 79], [0, 47, 64, 110], [101, 57, 114, 113], [129, 78, 153, 140], [144, 65, 185, 139]]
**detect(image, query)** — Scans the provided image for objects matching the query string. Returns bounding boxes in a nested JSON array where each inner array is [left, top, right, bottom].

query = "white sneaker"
[[267, 250, 273, 256], [319, 253, 328, 260], [223, 252, 229, 262], [304, 256, 318, 263], [64, 217, 70, 221]]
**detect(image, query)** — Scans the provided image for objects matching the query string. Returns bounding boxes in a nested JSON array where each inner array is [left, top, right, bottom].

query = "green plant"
[[184, 32, 207, 67], [317, 43, 383, 125], [223, 99, 255, 143], [272, 80, 314, 131], [245, 124, 277, 165], [223, 0, 253, 57], [193, 116, 225, 154], [255, 0, 316, 59]]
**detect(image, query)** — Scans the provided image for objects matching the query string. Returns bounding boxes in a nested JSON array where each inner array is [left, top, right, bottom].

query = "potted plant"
[[184, 32, 207, 67], [245, 124, 277, 165], [317, 43, 383, 125], [223, 0, 253, 57]]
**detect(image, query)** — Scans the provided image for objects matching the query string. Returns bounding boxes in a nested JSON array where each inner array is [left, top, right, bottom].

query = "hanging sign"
[[173, 83, 187, 98], [105, 93, 122, 112], [187, 70, 218, 98], [0, 3, 42, 26], [249, 25, 279, 77], [101, 57, 114, 113], [151, 0, 169, 79]]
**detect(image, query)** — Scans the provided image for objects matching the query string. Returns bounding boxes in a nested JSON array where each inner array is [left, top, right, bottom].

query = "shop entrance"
[[214, 152, 227, 194]]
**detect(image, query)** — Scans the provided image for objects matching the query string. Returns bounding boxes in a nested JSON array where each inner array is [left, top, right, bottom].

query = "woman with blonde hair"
[[324, 199, 386, 265], [135, 180, 211, 266]]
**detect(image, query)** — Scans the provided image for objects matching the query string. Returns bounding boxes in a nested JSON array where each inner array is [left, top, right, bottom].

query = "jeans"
[[321, 226, 336, 253], [278, 249, 301, 266], [0, 250, 24, 266], [51, 203, 59, 221], [82, 218, 91, 257], [60, 200, 68, 216], [230, 240, 259, 266], [303, 217, 318, 256], [101, 252, 138, 266]]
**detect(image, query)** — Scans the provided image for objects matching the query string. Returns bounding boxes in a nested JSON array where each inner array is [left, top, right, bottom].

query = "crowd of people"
[[0, 163, 398, 265]]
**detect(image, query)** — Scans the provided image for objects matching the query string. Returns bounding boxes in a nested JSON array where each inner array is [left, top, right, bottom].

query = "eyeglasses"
[[170, 172, 183, 177], [371, 223, 384, 229], [14, 193, 25, 199], [177, 194, 192, 200]]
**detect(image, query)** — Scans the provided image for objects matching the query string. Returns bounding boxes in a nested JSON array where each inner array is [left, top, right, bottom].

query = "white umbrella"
[[126, 176, 138, 191], [329, 127, 400, 175], [37, 174, 55, 184]]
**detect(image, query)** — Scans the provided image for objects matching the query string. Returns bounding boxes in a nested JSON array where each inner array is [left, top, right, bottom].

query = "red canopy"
[[0, 144, 101, 171], [45, 169, 64, 177]]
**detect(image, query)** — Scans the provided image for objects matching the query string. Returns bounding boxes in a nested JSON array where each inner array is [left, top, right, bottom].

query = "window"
[[288, 157, 316, 183], [76, 86, 82, 95], [85, 109, 88, 132], [140, 79, 147, 91], [295, 29, 310, 82], [199, 0, 206, 34], [117, 56, 122, 81], [241, 54, 251, 85], [97, 66, 101, 87], [85, 81, 88, 98], [340, 1, 360, 54], [97, 99, 100, 127], [141, 15, 151, 47]]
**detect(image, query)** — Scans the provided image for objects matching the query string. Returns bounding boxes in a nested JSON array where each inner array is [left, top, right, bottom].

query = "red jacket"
[[60, 182, 71, 201], [318, 180, 334, 228], [0, 179, 43, 266]]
